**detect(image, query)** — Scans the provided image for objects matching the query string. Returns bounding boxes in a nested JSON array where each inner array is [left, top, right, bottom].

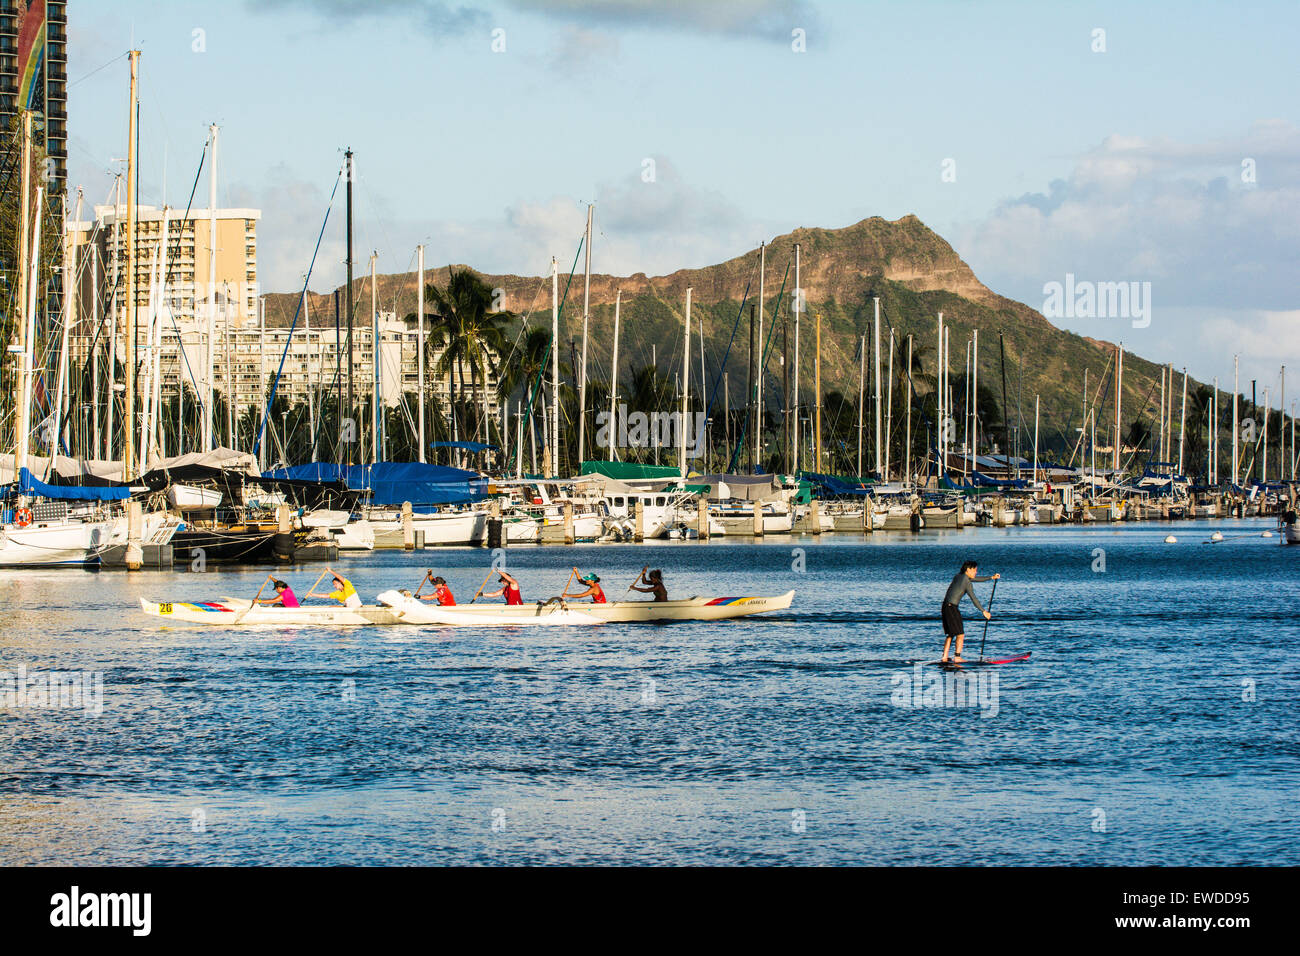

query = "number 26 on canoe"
[[159, 603, 173, 614]]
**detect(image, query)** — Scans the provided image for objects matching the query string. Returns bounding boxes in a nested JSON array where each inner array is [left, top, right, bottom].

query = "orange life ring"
[[14, 507, 34, 528]]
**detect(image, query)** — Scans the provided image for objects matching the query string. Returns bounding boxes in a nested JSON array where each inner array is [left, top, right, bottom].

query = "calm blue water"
[[1, 518, 1296, 865]]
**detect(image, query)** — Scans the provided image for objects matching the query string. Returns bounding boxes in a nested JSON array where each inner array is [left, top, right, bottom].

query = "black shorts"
[[941, 602, 965, 638]]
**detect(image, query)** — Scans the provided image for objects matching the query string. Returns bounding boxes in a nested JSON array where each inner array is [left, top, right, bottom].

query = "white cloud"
[[955, 121, 1300, 312], [246, 156, 764, 295]]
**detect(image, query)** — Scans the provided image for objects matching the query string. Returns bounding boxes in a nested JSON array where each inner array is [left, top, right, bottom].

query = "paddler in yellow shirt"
[[308, 570, 362, 609]]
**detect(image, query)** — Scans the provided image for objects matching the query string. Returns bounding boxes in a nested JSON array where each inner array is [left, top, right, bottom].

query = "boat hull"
[[416, 590, 796, 623], [140, 597, 402, 626], [0, 519, 118, 567]]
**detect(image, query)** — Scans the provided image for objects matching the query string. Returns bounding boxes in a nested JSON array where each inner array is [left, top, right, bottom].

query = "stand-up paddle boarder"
[[940, 561, 1000, 664]]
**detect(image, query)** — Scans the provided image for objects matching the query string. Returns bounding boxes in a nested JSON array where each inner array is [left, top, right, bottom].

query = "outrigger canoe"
[[141, 589, 795, 627], [384, 590, 796, 623], [140, 597, 403, 626], [376, 590, 603, 626]]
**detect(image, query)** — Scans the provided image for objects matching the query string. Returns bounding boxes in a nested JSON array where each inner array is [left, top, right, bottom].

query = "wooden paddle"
[[302, 568, 331, 601], [413, 569, 434, 598], [233, 574, 274, 624], [626, 566, 647, 595], [468, 568, 495, 604]]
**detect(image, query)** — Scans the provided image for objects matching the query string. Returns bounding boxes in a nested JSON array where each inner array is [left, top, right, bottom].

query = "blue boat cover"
[[264, 462, 488, 507], [18, 467, 131, 501]]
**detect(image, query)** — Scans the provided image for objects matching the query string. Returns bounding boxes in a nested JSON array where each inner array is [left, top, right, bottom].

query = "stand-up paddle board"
[[929, 652, 1032, 668]]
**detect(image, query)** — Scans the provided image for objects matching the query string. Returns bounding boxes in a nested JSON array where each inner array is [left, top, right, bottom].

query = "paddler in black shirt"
[[630, 567, 668, 602], [941, 560, 1000, 663]]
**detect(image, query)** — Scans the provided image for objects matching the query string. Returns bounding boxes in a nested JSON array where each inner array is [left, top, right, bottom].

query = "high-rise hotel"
[[1, 0, 67, 189]]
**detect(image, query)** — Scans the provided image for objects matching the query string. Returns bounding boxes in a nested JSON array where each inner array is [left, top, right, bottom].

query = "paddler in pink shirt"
[[256, 579, 300, 608]]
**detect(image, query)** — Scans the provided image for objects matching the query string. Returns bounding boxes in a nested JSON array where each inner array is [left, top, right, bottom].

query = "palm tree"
[[503, 326, 553, 474], [406, 268, 515, 459]]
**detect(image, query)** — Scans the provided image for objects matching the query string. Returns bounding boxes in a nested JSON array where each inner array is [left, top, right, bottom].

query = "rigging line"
[[703, 258, 756, 421], [1065, 350, 1116, 468], [67, 51, 128, 88], [726, 263, 790, 473], [253, 166, 345, 457], [497, 279, 549, 395], [1118, 374, 1162, 476], [152, 138, 211, 413], [509, 239, 584, 475]]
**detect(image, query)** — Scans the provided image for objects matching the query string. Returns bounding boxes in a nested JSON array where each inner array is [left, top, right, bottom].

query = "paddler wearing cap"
[[416, 573, 457, 606], [563, 567, 607, 603]]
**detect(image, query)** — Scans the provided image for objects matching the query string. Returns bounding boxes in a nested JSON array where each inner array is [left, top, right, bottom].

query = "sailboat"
[[1, 110, 126, 567]]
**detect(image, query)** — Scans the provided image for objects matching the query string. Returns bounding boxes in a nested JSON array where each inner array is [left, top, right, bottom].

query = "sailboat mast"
[[1033, 394, 1040, 483], [755, 242, 765, 470], [416, 245, 425, 462], [873, 297, 881, 476], [1231, 355, 1239, 485], [55, 189, 81, 461], [92, 235, 101, 457], [885, 328, 894, 481], [792, 242, 800, 473], [370, 251, 378, 464], [905, 335, 913, 487], [549, 256, 558, 477], [14, 145, 38, 475], [680, 287, 691, 478], [1279, 366, 1285, 482], [971, 329, 978, 475], [124, 51, 140, 475], [578, 203, 592, 464], [782, 304, 789, 473], [1178, 368, 1187, 475], [204, 122, 217, 452], [14, 111, 30, 458], [1114, 343, 1122, 470], [814, 313, 822, 472], [608, 290, 620, 463], [936, 312, 944, 480], [856, 333, 864, 476], [345, 148, 354, 464]]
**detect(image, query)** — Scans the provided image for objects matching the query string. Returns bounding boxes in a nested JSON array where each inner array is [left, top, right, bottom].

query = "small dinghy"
[[376, 590, 603, 626]]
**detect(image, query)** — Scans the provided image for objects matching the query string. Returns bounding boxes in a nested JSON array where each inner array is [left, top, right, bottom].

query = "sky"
[[66, 0, 1300, 406]]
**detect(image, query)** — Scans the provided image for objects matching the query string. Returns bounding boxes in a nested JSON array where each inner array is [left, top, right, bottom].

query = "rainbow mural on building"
[[16, 0, 48, 112]]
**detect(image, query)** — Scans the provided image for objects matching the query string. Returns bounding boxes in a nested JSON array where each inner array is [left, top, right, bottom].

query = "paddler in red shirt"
[[418, 574, 457, 606], [482, 570, 523, 605], [563, 568, 607, 603]]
